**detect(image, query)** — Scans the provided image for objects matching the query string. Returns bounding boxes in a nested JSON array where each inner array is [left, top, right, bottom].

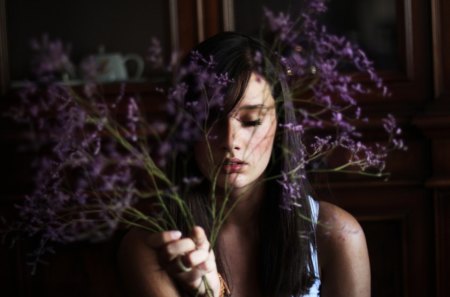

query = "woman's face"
[[194, 73, 277, 190]]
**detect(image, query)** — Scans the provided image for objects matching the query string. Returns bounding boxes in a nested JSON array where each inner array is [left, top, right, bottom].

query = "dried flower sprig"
[[4, 36, 235, 276], [261, 1, 405, 183], [2, 0, 406, 277]]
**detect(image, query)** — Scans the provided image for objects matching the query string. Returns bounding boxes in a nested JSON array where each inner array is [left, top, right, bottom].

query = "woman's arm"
[[117, 227, 220, 297], [317, 201, 371, 297]]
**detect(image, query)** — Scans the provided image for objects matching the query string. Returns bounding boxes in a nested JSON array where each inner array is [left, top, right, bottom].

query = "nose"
[[220, 117, 241, 152]]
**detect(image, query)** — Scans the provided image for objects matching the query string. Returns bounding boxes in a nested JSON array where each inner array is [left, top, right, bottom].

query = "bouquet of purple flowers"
[[3, 0, 405, 275]]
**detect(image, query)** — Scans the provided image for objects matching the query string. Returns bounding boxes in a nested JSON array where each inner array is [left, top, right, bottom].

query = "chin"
[[216, 174, 258, 191]]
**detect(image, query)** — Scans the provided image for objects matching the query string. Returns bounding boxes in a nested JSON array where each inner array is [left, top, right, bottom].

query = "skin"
[[118, 73, 371, 297], [194, 73, 277, 195]]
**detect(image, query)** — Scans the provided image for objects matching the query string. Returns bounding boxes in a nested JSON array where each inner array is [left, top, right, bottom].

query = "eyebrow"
[[237, 104, 268, 111]]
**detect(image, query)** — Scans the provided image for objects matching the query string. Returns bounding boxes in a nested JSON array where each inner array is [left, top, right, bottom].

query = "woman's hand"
[[146, 226, 221, 297]]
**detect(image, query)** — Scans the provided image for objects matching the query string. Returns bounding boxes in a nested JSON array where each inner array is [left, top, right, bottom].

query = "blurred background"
[[0, 0, 448, 296]]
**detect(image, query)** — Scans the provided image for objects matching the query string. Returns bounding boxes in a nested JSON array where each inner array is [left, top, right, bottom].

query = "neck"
[[219, 180, 265, 229]]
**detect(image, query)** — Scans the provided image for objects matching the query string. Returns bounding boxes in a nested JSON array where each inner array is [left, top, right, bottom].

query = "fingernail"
[[170, 230, 182, 239]]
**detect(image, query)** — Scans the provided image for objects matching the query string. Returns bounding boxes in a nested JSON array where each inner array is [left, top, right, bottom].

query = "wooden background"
[[0, 0, 448, 296]]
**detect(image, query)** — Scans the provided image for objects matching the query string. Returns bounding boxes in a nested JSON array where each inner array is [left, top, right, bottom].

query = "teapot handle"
[[123, 54, 145, 80]]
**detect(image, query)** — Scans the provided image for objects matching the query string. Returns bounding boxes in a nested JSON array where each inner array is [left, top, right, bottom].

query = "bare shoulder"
[[316, 201, 371, 297], [317, 201, 365, 250], [120, 228, 149, 250], [117, 229, 156, 294], [118, 229, 176, 297], [119, 228, 154, 264]]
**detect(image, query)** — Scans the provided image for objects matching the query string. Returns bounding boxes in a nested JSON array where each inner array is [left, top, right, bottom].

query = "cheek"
[[245, 126, 276, 159]]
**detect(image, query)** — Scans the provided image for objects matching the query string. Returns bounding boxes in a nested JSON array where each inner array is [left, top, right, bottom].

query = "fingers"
[[176, 227, 216, 274], [173, 249, 218, 293], [164, 237, 197, 261], [144, 226, 218, 295], [169, 248, 215, 274], [184, 248, 209, 268], [144, 226, 207, 250], [145, 230, 182, 249], [192, 250, 216, 273], [191, 226, 210, 251], [144, 226, 216, 277]]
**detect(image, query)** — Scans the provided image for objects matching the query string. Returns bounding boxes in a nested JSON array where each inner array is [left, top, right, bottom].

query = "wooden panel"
[[0, 0, 8, 95], [203, 0, 220, 39], [432, 139, 450, 177], [442, 0, 450, 100], [432, 0, 450, 104], [177, 0, 200, 55], [366, 0, 432, 109], [414, 2, 450, 290], [361, 218, 404, 297], [0, 204, 21, 297], [435, 191, 450, 297]]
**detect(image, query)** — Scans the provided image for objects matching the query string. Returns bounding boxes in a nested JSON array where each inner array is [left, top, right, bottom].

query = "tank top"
[[302, 196, 321, 297]]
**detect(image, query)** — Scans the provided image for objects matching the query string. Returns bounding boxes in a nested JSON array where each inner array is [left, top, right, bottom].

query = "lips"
[[221, 158, 247, 173]]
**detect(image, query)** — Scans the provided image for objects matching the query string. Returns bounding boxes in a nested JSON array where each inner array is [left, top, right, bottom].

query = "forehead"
[[237, 73, 275, 108]]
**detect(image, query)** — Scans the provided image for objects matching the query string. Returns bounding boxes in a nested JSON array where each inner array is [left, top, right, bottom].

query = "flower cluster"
[[7, 77, 150, 272], [29, 34, 75, 82], [156, 50, 233, 165], [261, 0, 405, 180], [2, 0, 406, 273], [5, 33, 236, 271]]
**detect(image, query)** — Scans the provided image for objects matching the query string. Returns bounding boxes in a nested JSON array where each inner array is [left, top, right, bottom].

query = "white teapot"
[[95, 46, 144, 82]]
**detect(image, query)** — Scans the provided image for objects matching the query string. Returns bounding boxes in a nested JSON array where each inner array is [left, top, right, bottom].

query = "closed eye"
[[241, 119, 262, 127]]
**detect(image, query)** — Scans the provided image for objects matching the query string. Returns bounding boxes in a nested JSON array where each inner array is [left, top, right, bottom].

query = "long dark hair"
[[170, 32, 317, 297]]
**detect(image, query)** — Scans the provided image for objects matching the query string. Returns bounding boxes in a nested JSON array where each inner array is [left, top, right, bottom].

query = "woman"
[[118, 32, 370, 297]]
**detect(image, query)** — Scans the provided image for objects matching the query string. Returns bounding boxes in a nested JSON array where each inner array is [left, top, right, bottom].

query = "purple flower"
[[305, 0, 328, 14], [264, 8, 298, 45], [126, 97, 140, 142], [278, 171, 305, 210], [157, 51, 232, 164], [147, 38, 164, 69], [182, 176, 203, 186], [29, 34, 75, 81], [280, 122, 305, 133], [382, 114, 407, 151], [79, 55, 100, 82]]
